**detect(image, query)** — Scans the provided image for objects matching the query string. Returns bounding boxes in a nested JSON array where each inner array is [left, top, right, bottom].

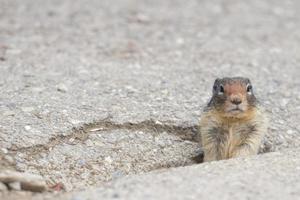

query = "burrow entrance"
[[5, 120, 272, 191]]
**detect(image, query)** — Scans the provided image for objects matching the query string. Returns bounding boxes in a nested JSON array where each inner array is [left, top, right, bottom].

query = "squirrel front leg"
[[200, 113, 223, 162], [201, 130, 221, 162], [231, 144, 257, 158], [231, 131, 264, 158], [231, 116, 267, 158], [202, 140, 219, 162]]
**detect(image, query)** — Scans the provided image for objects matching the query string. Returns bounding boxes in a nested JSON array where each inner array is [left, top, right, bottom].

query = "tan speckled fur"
[[199, 77, 267, 162]]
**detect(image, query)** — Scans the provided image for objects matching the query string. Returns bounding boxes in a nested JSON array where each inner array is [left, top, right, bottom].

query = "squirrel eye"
[[219, 85, 224, 94], [213, 85, 218, 92], [247, 84, 253, 93]]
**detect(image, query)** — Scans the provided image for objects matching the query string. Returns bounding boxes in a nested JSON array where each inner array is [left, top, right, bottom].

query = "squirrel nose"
[[231, 98, 242, 105]]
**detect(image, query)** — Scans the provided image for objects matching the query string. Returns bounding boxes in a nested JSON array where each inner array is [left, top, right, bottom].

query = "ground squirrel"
[[199, 77, 267, 162]]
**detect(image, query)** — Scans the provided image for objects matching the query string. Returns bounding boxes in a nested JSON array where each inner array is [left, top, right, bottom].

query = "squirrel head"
[[208, 77, 258, 119]]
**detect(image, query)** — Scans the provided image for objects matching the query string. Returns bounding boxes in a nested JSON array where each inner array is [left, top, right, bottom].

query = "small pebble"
[[57, 84, 68, 93], [105, 156, 113, 164], [2, 110, 15, 116], [0, 182, 8, 191], [76, 159, 86, 167], [134, 13, 150, 24], [156, 139, 166, 148], [68, 138, 75, 143], [69, 119, 82, 125], [32, 87, 45, 93], [88, 127, 104, 132], [84, 140, 94, 147], [176, 38, 185, 45], [8, 181, 21, 190], [112, 170, 125, 179], [21, 107, 35, 112], [1, 148, 8, 154], [4, 155, 14, 164]]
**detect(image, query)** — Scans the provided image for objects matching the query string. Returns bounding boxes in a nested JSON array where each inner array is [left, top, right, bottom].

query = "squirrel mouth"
[[228, 107, 243, 113]]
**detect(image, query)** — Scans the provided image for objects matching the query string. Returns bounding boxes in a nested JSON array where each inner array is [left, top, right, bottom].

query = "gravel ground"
[[3, 148, 300, 200], [0, 0, 300, 199], [16, 129, 199, 191], [59, 147, 300, 200]]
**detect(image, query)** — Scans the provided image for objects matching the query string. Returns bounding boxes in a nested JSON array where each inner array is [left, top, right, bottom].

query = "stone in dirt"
[[0, 182, 8, 191], [0, 170, 47, 192], [8, 181, 21, 191]]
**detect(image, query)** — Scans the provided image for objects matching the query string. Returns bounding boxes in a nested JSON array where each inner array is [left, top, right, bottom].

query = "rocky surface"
[[0, 0, 299, 199], [59, 148, 300, 200], [17, 128, 200, 191], [3, 148, 300, 200]]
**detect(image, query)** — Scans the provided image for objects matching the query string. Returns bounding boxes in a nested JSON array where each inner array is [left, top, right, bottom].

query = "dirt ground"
[[0, 0, 300, 199]]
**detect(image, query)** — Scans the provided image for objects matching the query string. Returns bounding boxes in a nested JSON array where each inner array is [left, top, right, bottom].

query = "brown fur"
[[200, 77, 267, 162]]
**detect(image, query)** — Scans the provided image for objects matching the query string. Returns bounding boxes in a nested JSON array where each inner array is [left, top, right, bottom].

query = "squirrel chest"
[[199, 108, 264, 161], [211, 121, 256, 159]]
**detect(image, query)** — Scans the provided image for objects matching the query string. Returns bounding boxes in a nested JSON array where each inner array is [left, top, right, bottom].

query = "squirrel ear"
[[214, 78, 220, 85], [213, 78, 220, 92]]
